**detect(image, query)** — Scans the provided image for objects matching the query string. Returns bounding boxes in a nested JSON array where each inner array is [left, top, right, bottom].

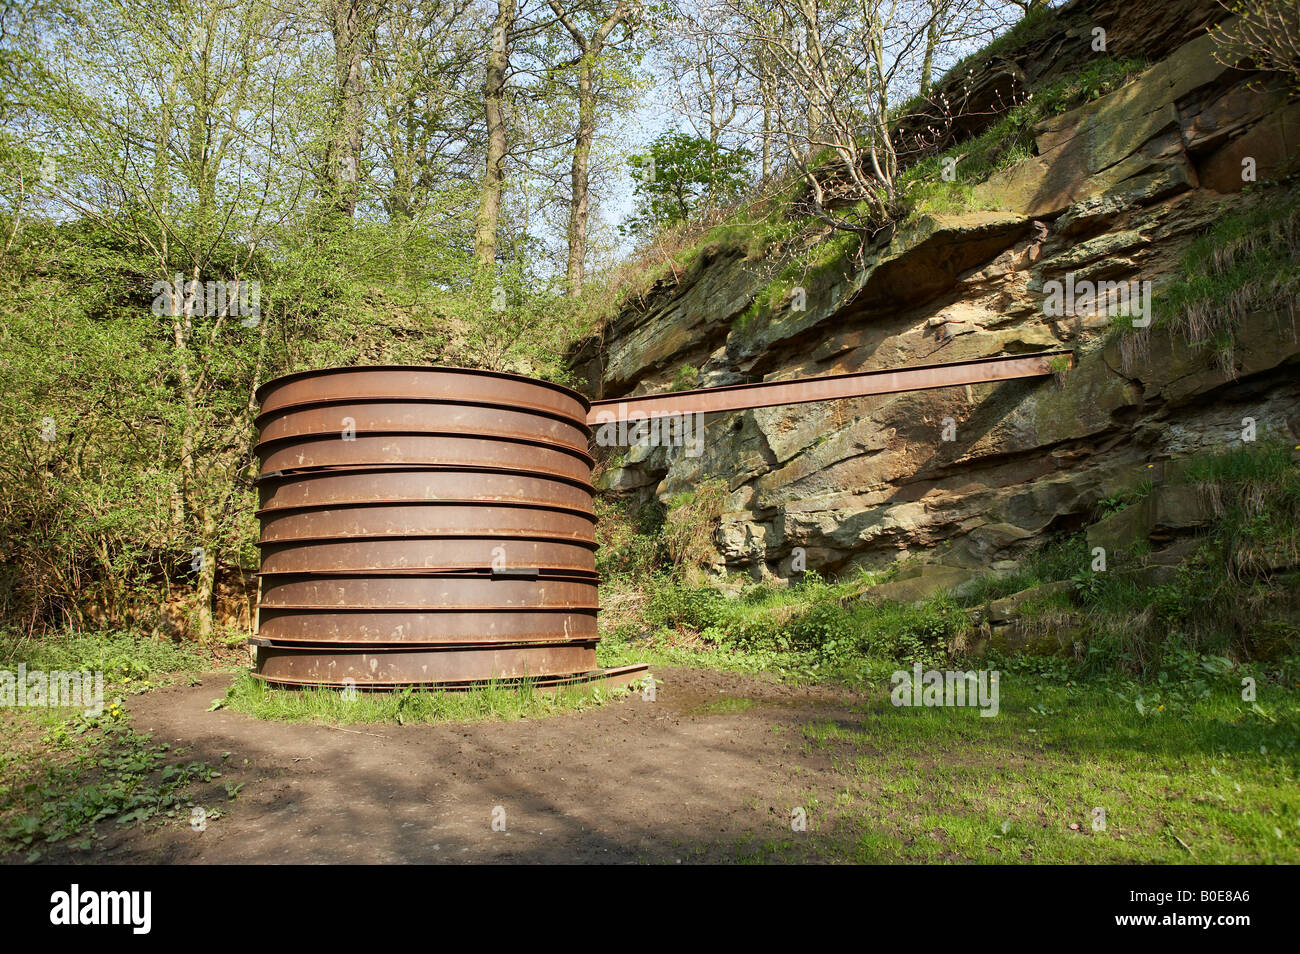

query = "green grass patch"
[[218, 671, 632, 726], [787, 664, 1300, 863], [1, 629, 231, 695], [600, 569, 965, 682], [899, 55, 1148, 218]]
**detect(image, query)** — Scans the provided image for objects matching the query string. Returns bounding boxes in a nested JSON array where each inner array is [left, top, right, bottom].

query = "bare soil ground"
[[30, 668, 869, 864]]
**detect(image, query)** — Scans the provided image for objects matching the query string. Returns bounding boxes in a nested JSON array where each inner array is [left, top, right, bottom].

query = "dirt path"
[[48, 668, 869, 864]]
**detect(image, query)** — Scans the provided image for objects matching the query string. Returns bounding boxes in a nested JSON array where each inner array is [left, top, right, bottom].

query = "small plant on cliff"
[[1094, 478, 1154, 518], [1181, 437, 1300, 582], [669, 364, 699, 391], [662, 479, 728, 578], [1116, 184, 1300, 374]]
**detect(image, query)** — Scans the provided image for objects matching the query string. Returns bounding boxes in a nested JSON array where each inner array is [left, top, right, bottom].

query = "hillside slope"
[[584, 0, 1300, 587]]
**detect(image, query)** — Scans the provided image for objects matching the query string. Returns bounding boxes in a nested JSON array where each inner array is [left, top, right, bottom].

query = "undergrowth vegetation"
[[0, 704, 226, 860], [0, 629, 242, 857], [899, 55, 1148, 218], [1115, 182, 1300, 372]]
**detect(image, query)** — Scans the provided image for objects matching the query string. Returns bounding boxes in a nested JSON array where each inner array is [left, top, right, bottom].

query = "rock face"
[[587, 0, 1300, 581]]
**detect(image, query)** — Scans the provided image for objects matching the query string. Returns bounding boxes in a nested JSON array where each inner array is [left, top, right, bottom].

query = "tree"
[[11, 0, 300, 635], [475, 0, 519, 268], [546, 0, 639, 294], [624, 131, 751, 234], [661, 16, 743, 144], [327, 0, 373, 218], [1212, 0, 1300, 88], [689, 0, 1000, 235], [369, 0, 482, 222]]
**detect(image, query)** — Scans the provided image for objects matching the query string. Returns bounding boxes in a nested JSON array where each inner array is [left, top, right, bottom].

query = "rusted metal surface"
[[259, 503, 595, 545], [253, 366, 601, 688], [253, 640, 599, 685], [257, 366, 589, 425], [587, 349, 1073, 424], [257, 607, 599, 645], [260, 573, 598, 610], [257, 572, 598, 645], [251, 661, 649, 692], [258, 537, 597, 575], [257, 469, 594, 516], [259, 433, 592, 484], [257, 402, 591, 454]]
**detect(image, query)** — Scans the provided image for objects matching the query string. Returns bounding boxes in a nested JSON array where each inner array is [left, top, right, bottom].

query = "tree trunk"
[[194, 512, 217, 640], [565, 54, 596, 294], [547, 0, 631, 295], [920, 17, 939, 97], [475, 0, 517, 269], [329, 0, 367, 218]]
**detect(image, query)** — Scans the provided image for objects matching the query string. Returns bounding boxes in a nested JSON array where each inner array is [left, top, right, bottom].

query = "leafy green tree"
[[623, 131, 751, 235]]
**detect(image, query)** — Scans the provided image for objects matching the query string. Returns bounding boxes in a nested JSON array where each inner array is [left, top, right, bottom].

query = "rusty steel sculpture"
[[251, 350, 1073, 689]]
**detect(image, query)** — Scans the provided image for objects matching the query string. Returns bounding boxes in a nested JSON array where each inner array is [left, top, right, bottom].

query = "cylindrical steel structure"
[[253, 366, 599, 687]]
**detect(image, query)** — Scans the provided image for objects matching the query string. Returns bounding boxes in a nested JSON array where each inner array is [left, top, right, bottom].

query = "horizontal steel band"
[[250, 663, 645, 691], [254, 642, 599, 684], [258, 574, 598, 610], [258, 503, 595, 545], [257, 402, 591, 456], [256, 567, 600, 581], [257, 537, 597, 574], [256, 607, 598, 643], [257, 433, 593, 482], [256, 468, 595, 515], [257, 366, 588, 423]]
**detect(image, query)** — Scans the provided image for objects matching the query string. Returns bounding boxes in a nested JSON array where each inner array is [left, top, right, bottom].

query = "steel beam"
[[587, 349, 1073, 424]]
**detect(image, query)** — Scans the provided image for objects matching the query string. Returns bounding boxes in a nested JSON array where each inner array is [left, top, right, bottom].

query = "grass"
[[784, 668, 1300, 863], [1, 628, 236, 694], [218, 671, 636, 726], [1114, 182, 1300, 373], [598, 567, 971, 688]]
